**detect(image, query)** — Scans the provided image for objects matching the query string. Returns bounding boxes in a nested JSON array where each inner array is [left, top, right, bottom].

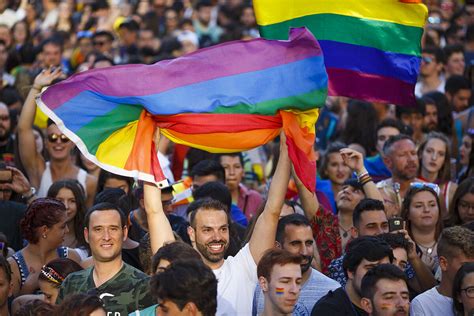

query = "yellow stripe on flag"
[[96, 121, 138, 168], [254, 0, 427, 28]]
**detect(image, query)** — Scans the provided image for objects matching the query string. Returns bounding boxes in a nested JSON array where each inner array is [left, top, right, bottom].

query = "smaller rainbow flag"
[[37, 28, 327, 191], [254, 0, 428, 106], [275, 287, 285, 295]]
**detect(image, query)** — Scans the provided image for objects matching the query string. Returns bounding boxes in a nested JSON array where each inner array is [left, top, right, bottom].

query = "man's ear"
[[439, 255, 449, 272], [258, 276, 269, 292], [350, 226, 358, 238], [183, 302, 199, 315], [347, 269, 355, 281], [360, 297, 373, 314], [188, 226, 196, 244], [84, 227, 90, 244], [275, 241, 282, 249], [122, 225, 128, 241], [382, 155, 392, 169]]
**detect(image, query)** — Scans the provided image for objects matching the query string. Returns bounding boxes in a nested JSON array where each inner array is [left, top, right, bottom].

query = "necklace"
[[339, 224, 351, 238], [418, 241, 437, 255]]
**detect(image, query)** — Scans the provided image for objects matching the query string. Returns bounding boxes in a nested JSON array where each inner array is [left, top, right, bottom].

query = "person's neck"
[[411, 226, 436, 246], [230, 186, 239, 204], [437, 279, 452, 298], [338, 210, 353, 228], [92, 258, 123, 288], [421, 168, 438, 183], [422, 74, 441, 91], [391, 176, 415, 198], [345, 280, 362, 309], [24, 243, 57, 263], [50, 159, 76, 181], [261, 298, 291, 316], [301, 266, 312, 285]]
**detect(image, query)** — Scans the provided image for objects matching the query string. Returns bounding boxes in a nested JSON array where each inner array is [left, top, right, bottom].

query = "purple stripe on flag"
[[41, 28, 322, 110]]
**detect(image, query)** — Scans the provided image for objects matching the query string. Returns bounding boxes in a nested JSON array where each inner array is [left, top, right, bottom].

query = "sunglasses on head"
[[47, 133, 69, 143], [410, 182, 440, 195]]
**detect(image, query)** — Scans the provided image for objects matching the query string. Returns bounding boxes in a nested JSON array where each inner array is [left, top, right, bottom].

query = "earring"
[[42, 234, 47, 239]]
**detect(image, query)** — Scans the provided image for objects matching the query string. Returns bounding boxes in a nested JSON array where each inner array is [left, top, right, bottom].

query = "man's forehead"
[[89, 209, 122, 225], [360, 210, 387, 223], [284, 224, 313, 239], [195, 208, 228, 224]]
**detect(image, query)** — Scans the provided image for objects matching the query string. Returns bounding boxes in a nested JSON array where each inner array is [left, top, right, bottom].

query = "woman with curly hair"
[[47, 179, 89, 259], [7, 198, 81, 297]]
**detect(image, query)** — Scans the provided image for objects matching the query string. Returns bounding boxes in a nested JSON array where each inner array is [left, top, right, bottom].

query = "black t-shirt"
[[311, 287, 368, 316]]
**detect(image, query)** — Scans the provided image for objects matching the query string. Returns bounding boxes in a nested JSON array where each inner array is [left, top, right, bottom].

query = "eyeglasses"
[[461, 286, 474, 298], [422, 56, 433, 64], [47, 133, 69, 143], [459, 200, 474, 212], [410, 182, 440, 195]]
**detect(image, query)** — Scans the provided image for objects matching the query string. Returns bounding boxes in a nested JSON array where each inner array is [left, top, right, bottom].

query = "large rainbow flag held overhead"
[[254, 0, 428, 106], [37, 28, 327, 191]]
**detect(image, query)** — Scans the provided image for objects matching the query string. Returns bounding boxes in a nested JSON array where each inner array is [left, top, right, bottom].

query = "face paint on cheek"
[[275, 288, 284, 295], [380, 303, 392, 310]]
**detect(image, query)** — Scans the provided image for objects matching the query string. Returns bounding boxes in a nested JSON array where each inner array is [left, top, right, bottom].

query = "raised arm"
[[144, 182, 175, 255], [340, 148, 383, 201], [249, 133, 290, 264], [292, 165, 319, 221], [17, 68, 62, 188]]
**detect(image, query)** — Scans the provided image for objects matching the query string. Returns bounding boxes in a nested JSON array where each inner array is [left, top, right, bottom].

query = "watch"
[[22, 187, 36, 200]]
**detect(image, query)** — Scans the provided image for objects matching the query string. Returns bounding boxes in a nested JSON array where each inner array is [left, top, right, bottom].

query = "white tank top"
[[37, 162, 88, 197]]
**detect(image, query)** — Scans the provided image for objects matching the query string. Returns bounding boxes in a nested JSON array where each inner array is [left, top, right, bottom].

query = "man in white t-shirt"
[[410, 226, 474, 316], [185, 136, 291, 315], [253, 214, 340, 315]]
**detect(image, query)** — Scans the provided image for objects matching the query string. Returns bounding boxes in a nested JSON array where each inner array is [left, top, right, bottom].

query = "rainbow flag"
[[254, 0, 428, 106], [37, 28, 327, 191]]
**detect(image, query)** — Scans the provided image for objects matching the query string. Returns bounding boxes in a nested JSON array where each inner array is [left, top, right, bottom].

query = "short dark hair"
[[377, 233, 411, 254], [257, 248, 302, 282], [382, 134, 414, 156], [215, 152, 244, 167], [188, 198, 229, 228], [422, 46, 444, 64], [376, 118, 403, 134], [57, 293, 105, 314], [41, 37, 63, 52], [437, 226, 474, 260], [361, 264, 408, 301], [452, 262, 474, 314], [151, 242, 201, 272], [92, 30, 114, 42], [443, 44, 464, 62], [343, 236, 394, 275], [343, 178, 364, 193], [445, 75, 470, 95], [353, 199, 385, 229], [84, 202, 126, 229], [395, 98, 425, 117], [190, 160, 225, 182], [276, 214, 311, 244], [192, 181, 232, 210], [151, 259, 217, 316]]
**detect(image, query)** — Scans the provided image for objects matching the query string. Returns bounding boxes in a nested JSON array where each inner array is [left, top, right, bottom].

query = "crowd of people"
[[0, 0, 473, 315]]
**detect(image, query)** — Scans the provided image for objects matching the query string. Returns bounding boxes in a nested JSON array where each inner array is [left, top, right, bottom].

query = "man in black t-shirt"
[[312, 236, 394, 316]]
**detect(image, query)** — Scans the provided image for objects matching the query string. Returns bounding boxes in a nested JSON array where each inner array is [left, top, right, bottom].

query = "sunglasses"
[[422, 56, 433, 64], [47, 133, 69, 143], [410, 182, 440, 195]]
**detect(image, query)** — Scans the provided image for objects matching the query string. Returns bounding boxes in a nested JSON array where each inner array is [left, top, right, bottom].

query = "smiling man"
[[56, 203, 154, 314]]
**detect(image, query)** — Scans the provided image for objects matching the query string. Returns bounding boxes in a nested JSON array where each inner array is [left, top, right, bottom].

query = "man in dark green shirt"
[[57, 202, 153, 315]]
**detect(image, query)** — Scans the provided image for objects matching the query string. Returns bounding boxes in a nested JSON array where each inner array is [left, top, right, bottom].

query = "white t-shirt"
[[410, 286, 454, 316], [253, 268, 340, 315], [213, 243, 257, 315]]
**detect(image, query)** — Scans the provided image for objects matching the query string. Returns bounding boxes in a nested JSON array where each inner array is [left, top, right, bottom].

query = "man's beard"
[[195, 239, 229, 263], [300, 255, 313, 273], [0, 128, 10, 142]]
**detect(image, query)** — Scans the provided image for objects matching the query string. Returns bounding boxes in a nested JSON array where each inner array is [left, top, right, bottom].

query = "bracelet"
[[359, 174, 373, 185]]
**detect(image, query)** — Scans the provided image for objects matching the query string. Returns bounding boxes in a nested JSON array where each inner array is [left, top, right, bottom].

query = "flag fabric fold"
[[37, 27, 327, 191], [253, 0, 428, 106]]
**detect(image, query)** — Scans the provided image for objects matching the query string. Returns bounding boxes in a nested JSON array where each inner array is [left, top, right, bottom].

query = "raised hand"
[[33, 67, 63, 91], [340, 148, 365, 174]]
